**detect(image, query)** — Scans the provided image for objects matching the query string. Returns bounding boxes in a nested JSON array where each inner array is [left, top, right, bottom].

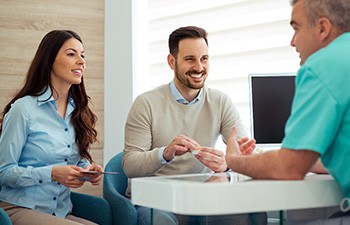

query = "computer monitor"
[[248, 73, 296, 149]]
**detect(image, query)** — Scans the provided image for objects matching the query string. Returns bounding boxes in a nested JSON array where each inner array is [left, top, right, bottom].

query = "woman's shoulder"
[[9, 95, 37, 114]]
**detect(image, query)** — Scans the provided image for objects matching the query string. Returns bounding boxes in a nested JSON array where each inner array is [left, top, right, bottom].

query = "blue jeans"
[[136, 206, 177, 225], [295, 217, 350, 225], [135, 205, 267, 225]]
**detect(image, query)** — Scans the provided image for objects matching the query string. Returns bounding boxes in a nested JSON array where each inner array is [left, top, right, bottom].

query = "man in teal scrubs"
[[226, 0, 350, 224]]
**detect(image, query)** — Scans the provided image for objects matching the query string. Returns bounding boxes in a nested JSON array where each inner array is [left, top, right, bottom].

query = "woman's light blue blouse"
[[0, 87, 89, 218]]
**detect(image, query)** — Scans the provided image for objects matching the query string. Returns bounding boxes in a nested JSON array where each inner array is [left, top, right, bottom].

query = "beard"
[[174, 63, 206, 90]]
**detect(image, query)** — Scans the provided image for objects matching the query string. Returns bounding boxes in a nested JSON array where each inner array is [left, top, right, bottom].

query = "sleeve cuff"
[[158, 147, 172, 164]]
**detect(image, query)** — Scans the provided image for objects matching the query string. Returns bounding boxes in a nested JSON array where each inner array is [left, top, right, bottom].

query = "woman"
[[0, 30, 102, 225]]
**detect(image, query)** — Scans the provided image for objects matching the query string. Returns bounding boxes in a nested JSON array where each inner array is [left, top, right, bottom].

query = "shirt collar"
[[169, 80, 202, 105], [37, 86, 76, 111], [37, 86, 55, 106]]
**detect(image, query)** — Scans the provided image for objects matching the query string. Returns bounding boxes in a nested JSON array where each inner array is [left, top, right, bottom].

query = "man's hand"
[[310, 159, 328, 174], [226, 126, 255, 161], [195, 147, 227, 172], [195, 129, 256, 173], [163, 134, 200, 161], [237, 136, 256, 155]]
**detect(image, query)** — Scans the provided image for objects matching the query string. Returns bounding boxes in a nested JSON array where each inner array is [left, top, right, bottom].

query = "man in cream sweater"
[[123, 26, 266, 225]]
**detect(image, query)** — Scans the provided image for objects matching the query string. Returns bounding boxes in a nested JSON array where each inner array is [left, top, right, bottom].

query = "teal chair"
[[0, 192, 112, 225], [0, 207, 11, 225], [103, 152, 137, 225]]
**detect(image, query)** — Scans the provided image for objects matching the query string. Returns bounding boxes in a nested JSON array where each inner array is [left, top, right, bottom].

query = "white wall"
[[104, 0, 133, 165]]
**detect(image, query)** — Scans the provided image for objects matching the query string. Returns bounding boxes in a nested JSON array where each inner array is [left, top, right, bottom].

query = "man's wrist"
[[159, 147, 174, 164], [223, 167, 231, 172]]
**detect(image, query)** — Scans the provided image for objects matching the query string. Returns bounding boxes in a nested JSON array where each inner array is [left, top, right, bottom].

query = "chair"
[[0, 192, 112, 225], [103, 152, 137, 225], [0, 208, 11, 225], [70, 192, 112, 225]]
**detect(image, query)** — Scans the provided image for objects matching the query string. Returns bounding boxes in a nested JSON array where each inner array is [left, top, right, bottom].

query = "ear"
[[167, 54, 175, 70], [317, 17, 332, 42]]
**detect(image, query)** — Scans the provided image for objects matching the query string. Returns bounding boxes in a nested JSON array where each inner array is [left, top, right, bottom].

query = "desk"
[[131, 172, 343, 216]]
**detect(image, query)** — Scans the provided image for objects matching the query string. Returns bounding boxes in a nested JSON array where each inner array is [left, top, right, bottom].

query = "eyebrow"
[[64, 48, 85, 54], [183, 54, 209, 58]]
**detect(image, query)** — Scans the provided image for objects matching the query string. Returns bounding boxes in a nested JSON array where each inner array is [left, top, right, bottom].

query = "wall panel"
[[0, 0, 104, 196]]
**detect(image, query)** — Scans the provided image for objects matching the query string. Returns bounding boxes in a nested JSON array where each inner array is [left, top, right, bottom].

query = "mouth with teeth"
[[187, 70, 206, 80], [189, 73, 203, 78], [71, 69, 83, 76]]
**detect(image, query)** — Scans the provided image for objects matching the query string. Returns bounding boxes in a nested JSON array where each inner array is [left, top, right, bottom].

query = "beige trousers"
[[0, 201, 97, 225]]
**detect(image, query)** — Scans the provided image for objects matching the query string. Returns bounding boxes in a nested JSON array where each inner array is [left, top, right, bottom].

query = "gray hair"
[[290, 0, 350, 32]]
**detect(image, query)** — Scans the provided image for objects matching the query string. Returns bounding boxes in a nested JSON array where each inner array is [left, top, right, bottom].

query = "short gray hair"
[[290, 0, 350, 32]]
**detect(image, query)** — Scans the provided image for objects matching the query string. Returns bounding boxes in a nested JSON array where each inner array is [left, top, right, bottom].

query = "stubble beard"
[[174, 64, 205, 90]]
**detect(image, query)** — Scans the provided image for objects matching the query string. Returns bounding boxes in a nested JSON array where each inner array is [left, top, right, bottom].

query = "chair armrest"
[[71, 192, 112, 225], [103, 176, 138, 225], [0, 207, 12, 225]]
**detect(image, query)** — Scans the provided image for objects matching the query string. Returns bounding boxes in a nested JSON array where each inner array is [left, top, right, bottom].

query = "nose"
[[77, 56, 85, 66], [290, 34, 296, 47], [192, 59, 203, 72]]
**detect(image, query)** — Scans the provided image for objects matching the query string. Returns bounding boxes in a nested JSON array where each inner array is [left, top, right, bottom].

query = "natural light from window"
[[133, 0, 300, 150]]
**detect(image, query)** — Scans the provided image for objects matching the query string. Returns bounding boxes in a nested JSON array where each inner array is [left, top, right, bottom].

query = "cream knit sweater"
[[123, 84, 247, 197]]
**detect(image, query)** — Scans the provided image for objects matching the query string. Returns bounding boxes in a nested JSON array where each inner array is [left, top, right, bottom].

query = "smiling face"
[[290, 0, 323, 65], [51, 37, 85, 90], [168, 37, 209, 95]]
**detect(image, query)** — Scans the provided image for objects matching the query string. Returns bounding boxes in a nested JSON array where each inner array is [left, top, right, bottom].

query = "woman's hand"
[[83, 164, 103, 185], [51, 165, 86, 188]]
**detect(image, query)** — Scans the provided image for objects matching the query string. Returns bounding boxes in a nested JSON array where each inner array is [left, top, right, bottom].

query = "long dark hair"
[[0, 30, 97, 163]]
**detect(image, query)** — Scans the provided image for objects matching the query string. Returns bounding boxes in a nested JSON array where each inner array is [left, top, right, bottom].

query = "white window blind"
[[133, 0, 300, 147]]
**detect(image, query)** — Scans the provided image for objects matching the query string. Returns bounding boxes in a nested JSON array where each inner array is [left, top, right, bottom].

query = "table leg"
[[279, 210, 284, 225], [151, 208, 154, 225], [197, 216, 208, 225]]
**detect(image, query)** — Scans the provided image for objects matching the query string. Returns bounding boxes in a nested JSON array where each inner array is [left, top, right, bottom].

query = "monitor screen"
[[249, 73, 296, 148]]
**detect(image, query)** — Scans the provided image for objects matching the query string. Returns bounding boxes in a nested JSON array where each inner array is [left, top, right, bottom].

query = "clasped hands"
[[163, 132, 255, 173]]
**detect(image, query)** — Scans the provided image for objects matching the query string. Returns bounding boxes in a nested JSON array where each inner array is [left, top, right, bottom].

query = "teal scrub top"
[[282, 32, 350, 198]]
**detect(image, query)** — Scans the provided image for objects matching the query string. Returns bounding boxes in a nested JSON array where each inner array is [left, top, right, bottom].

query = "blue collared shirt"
[[158, 80, 202, 164], [169, 80, 202, 105], [0, 87, 89, 218]]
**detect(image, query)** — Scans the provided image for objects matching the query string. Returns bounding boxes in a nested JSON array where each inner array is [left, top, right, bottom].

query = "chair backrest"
[[103, 151, 138, 225], [0, 208, 12, 225], [104, 151, 128, 196]]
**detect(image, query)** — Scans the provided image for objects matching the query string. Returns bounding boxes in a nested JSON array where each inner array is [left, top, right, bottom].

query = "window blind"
[[134, 0, 300, 147]]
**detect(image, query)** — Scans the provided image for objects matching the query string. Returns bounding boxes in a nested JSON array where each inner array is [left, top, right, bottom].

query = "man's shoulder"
[[138, 84, 168, 97], [205, 86, 227, 95], [133, 84, 169, 105], [309, 33, 350, 63], [303, 33, 350, 79], [204, 86, 231, 101]]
